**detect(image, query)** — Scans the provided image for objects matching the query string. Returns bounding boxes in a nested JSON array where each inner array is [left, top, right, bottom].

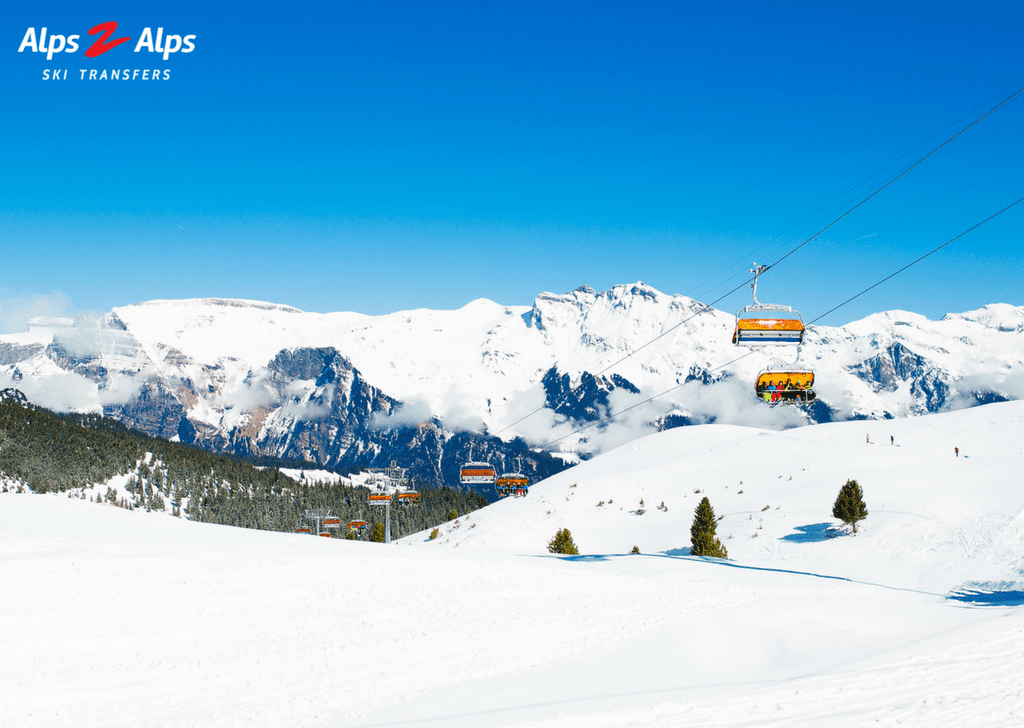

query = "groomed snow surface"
[[4, 402, 1024, 727]]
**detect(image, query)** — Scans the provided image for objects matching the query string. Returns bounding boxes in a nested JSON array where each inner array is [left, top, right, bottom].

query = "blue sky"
[[2, 1, 1022, 331]]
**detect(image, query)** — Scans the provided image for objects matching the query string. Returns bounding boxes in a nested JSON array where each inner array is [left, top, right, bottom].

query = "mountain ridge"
[[0, 282, 1020, 492]]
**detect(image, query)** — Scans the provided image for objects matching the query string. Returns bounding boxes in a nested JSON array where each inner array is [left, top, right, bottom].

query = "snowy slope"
[[419, 401, 1024, 593], [4, 401, 1024, 727]]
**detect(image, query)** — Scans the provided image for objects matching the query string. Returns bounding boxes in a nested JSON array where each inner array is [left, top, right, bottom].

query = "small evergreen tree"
[[368, 522, 386, 543], [690, 496, 728, 558], [547, 527, 579, 555], [832, 479, 868, 533]]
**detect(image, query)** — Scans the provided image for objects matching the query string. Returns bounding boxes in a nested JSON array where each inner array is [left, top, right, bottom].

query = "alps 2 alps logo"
[[19, 21, 196, 80]]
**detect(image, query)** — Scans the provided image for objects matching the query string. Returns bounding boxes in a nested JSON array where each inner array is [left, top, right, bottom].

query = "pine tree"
[[368, 522, 386, 543], [832, 479, 868, 533], [547, 527, 579, 555], [690, 496, 728, 558]]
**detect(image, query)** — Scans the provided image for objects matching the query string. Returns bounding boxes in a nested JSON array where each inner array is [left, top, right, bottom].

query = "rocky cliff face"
[[851, 342, 951, 412]]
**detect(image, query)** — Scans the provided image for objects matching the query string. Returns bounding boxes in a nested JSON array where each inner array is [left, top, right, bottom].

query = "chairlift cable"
[[764, 82, 1024, 274], [807, 194, 1024, 326], [688, 76, 1024, 302]]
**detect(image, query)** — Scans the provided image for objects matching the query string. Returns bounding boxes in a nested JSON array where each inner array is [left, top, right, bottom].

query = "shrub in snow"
[[429, 528, 439, 540], [690, 496, 728, 558], [548, 528, 579, 555], [630, 545, 640, 554], [447, 509, 458, 521], [833, 479, 868, 533]]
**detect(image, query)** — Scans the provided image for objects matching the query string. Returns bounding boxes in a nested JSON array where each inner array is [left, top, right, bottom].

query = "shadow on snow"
[[780, 522, 840, 543], [539, 550, 940, 597], [949, 582, 1024, 607]]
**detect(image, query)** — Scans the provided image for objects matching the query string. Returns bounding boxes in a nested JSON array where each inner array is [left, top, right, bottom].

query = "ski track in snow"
[[532, 624, 1024, 728]]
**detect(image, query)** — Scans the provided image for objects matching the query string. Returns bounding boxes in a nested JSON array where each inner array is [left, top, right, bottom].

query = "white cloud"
[[53, 316, 139, 360], [669, 377, 808, 430], [371, 397, 434, 429], [219, 369, 280, 411], [434, 385, 487, 433], [502, 373, 814, 459], [568, 387, 660, 456], [280, 384, 336, 421], [0, 369, 97, 412], [0, 292, 73, 334], [945, 371, 1024, 411], [96, 368, 158, 407]]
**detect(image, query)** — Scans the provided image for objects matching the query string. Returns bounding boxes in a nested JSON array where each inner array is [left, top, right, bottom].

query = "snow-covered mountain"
[[0, 283, 1021, 490]]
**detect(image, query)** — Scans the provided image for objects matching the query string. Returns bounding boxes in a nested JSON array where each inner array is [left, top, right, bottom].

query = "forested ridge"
[[0, 394, 486, 539]]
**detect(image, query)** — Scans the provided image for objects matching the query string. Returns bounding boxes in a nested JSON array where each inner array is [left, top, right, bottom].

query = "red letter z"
[[85, 21, 131, 58]]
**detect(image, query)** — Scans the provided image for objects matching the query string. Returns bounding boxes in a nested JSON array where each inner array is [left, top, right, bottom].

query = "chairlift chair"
[[731, 264, 805, 347], [461, 444, 497, 486], [755, 369, 816, 405], [732, 307, 805, 346], [495, 459, 528, 498], [461, 462, 497, 485]]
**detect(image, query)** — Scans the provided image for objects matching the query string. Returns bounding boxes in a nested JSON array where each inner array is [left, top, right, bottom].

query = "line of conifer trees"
[[0, 398, 485, 540]]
